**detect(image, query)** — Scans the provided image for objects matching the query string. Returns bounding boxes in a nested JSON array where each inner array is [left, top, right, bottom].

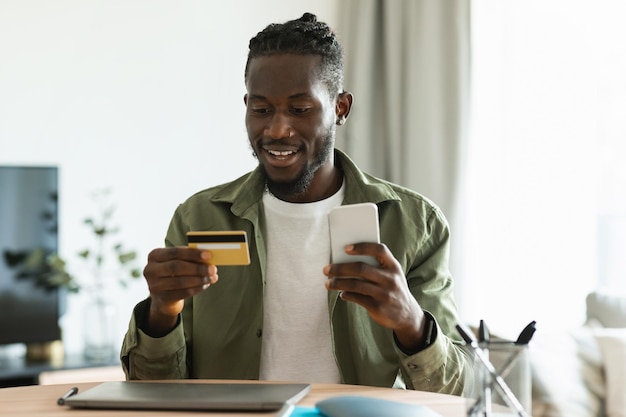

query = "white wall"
[[0, 0, 339, 355]]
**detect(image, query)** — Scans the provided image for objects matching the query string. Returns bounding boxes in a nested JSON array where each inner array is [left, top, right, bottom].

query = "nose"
[[266, 113, 292, 140]]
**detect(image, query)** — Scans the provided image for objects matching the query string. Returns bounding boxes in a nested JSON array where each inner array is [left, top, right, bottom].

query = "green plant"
[[3, 188, 141, 292], [3, 248, 79, 292], [74, 188, 141, 291], [3, 190, 79, 292]]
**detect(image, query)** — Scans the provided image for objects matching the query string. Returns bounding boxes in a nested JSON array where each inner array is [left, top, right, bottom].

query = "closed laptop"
[[62, 381, 311, 412]]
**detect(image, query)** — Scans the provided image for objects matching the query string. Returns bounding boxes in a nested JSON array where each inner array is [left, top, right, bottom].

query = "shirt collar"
[[211, 148, 401, 217]]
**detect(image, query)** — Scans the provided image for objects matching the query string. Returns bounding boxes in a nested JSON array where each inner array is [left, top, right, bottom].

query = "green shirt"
[[121, 149, 469, 394]]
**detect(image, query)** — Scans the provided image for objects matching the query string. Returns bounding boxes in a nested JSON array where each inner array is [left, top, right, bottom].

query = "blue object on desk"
[[315, 395, 443, 417], [290, 406, 323, 417]]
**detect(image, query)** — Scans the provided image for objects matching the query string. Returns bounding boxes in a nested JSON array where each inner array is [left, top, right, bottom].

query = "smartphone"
[[187, 230, 251, 266], [328, 203, 380, 266]]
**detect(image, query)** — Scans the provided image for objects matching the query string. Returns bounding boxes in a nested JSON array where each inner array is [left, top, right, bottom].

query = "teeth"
[[267, 149, 295, 156]]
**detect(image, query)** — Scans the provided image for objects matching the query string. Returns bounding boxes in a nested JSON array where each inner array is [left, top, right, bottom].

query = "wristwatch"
[[419, 312, 437, 350], [394, 312, 437, 354]]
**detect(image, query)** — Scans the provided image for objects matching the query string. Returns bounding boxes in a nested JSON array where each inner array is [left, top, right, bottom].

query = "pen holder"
[[463, 341, 531, 417]]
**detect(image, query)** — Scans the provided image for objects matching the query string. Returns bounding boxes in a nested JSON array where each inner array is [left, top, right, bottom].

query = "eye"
[[249, 106, 271, 115], [290, 106, 311, 115]]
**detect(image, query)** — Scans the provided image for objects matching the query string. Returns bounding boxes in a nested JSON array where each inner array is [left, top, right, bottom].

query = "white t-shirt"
[[259, 184, 344, 383]]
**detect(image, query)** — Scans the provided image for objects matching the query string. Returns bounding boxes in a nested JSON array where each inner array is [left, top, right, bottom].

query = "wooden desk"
[[0, 380, 467, 416]]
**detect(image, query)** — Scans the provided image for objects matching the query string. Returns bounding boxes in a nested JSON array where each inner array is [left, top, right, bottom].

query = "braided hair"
[[245, 12, 344, 95]]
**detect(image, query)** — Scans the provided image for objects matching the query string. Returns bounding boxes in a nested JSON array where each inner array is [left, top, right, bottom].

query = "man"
[[121, 12, 468, 394]]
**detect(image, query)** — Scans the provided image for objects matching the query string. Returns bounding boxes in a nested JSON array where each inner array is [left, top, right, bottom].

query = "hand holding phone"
[[328, 203, 380, 266]]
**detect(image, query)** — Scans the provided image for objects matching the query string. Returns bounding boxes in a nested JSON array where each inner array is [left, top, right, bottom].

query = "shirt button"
[[256, 329, 262, 337]]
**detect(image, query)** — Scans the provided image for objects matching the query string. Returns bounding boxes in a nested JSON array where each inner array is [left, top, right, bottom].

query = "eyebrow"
[[247, 92, 315, 101]]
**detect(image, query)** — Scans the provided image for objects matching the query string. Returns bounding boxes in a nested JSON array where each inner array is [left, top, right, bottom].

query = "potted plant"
[[76, 188, 141, 362], [3, 188, 141, 362]]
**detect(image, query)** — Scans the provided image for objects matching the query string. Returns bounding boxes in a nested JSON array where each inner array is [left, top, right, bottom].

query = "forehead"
[[246, 54, 328, 98]]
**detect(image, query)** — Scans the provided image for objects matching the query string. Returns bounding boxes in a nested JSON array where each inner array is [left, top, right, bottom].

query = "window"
[[462, 0, 626, 334]]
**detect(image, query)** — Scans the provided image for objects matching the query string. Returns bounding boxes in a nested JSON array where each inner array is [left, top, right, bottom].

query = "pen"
[[57, 387, 78, 405], [456, 324, 530, 417], [515, 320, 536, 345], [478, 319, 490, 345], [478, 320, 492, 417]]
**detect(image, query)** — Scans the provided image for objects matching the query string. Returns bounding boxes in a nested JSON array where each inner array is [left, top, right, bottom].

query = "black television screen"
[[0, 166, 62, 346]]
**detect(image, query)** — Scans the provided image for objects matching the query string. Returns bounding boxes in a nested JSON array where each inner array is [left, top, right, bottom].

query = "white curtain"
[[334, 1, 626, 336], [335, 0, 471, 298]]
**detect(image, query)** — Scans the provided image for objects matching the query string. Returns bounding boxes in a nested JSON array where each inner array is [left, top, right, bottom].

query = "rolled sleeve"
[[396, 315, 468, 394], [120, 298, 188, 380]]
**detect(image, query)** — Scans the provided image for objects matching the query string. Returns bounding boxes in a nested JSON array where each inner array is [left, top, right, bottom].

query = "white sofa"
[[531, 291, 626, 417]]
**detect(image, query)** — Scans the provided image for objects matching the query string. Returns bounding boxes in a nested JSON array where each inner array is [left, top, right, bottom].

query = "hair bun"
[[299, 12, 317, 23]]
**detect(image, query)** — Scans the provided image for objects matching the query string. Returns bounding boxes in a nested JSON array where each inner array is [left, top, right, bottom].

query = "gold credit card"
[[187, 231, 251, 266]]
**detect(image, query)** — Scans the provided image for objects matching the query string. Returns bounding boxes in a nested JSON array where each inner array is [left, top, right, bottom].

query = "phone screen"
[[328, 203, 380, 266]]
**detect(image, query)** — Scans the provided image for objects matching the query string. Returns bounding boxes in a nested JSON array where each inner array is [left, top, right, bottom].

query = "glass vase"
[[83, 294, 116, 362]]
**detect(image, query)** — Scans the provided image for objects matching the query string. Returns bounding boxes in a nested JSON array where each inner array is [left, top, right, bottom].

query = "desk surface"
[[0, 380, 466, 416]]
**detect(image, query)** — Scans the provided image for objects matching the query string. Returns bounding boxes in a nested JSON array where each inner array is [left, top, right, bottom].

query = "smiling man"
[[244, 52, 343, 202], [121, 13, 469, 394]]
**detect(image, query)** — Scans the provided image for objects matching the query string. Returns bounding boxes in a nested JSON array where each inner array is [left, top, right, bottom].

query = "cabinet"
[[0, 354, 123, 388]]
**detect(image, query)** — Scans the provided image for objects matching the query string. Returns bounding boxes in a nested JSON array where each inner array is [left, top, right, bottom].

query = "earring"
[[336, 118, 345, 126]]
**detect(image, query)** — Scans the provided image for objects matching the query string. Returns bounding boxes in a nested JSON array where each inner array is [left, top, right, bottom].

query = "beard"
[[252, 129, 335, 200]]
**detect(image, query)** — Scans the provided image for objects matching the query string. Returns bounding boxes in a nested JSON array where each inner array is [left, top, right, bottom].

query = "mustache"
[[258, 139, 299, 147]]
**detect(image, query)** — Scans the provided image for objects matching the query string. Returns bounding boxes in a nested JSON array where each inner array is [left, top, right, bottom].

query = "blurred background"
[[1, 0, 624, 358]]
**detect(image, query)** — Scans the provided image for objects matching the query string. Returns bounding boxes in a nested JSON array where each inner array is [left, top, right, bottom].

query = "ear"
[[335, 91, 353, 126]]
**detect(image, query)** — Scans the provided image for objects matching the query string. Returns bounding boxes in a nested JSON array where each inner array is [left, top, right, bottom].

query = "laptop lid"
[[62, 381, 311, 412]]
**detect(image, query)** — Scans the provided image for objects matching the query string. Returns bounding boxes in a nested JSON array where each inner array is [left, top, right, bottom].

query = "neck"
[[287, 166, 343, 203]]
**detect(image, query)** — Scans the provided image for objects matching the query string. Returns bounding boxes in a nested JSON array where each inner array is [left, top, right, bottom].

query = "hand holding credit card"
[[187, 231, 251, 266]]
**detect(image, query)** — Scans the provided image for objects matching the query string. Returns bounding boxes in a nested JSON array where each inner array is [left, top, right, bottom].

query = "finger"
[[161, 259, 217, 279], [147, 246, 211, 264], [150, 274, 213, 291], [326, 279, 380, 314], [337, 289, 376, 309], [324, 260, 397, 289], [153, 285, 208, 305], [325, 274, 386, 300], [324, 261, 377, 281], [344, 242, 393, 268], [148, 273, 219, 302], [323, 260, 402, 298], [144, 257, 217, 280]]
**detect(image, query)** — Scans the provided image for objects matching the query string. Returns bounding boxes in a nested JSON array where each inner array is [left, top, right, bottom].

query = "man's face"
[[244, 54, 339, 202]]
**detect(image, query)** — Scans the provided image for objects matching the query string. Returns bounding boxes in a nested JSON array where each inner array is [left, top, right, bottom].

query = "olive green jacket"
[[121, 149, 469, 394]]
